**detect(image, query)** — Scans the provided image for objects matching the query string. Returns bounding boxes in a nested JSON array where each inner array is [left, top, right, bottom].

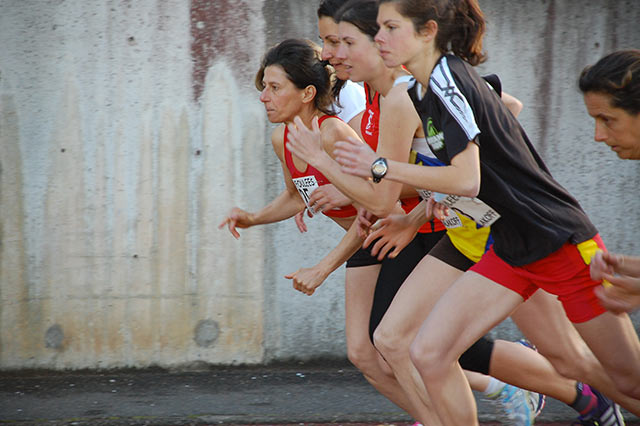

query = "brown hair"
[[579, 50, 640, 115], [379, 0, 487, 66], [255, 39, 335, 115]]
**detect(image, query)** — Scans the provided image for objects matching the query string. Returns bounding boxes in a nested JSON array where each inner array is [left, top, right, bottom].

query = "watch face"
[[372, 162, 386, 175]]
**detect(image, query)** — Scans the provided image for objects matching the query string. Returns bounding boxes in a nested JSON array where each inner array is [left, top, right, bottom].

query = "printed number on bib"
[[293, 176, 319, 214], [417, 189, 500, 229]]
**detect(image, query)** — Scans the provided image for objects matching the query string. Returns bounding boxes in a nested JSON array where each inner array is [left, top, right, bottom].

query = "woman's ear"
[[420, 20, 438, 43], [302, 85, 317, 104]]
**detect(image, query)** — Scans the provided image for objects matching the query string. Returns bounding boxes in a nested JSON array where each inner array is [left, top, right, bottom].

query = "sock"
[[570, 382, 598, 415], [484, 377, 507, 398]]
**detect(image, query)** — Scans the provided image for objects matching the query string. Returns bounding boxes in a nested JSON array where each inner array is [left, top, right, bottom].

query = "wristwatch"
[[371, 157, 388, 183]]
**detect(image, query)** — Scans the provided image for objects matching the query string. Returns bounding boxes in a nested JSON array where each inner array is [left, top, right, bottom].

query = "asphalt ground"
[[0, 361, 638, 426]]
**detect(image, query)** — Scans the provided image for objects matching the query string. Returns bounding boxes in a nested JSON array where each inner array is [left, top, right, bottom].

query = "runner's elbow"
[[459, 180, 480, 198]]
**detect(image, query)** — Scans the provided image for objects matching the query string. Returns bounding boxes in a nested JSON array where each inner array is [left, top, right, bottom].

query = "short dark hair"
[[255, 39, 335, 116], [579, 50, 640, 115]]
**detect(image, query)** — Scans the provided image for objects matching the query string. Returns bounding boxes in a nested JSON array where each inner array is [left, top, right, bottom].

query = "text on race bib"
[[418, 190, 500, 229], [292, 176, 319, 213]]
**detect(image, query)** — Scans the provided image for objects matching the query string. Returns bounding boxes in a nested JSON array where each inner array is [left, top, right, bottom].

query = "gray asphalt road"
[[0, 362, 638, 425]]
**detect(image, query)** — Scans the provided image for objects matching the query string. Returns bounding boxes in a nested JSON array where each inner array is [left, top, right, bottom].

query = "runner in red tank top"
[[219, 39, 362, 242], [283, 115, 358, 219]]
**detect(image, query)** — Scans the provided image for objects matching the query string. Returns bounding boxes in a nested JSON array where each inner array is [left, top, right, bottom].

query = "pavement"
[[0, 360, 638, 426]]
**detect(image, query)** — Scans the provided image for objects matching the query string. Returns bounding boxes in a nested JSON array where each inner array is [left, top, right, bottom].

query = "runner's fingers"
[[217, 217, 229, 230], [595, 286, 631, 314], [295, 211, 307, 233], [363, 231, 378, 249], [377, 241, 394, 261], [228, 219, 240, 239], [603, 272, 637, 292], [370, 237, 388, 257], [389, 246, 401, 259]]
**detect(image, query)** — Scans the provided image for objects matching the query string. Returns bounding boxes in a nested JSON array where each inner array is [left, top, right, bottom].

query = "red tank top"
[[363, 83, 445, 233], [361, 83, 380, 151], [284, 115, 358, 218]]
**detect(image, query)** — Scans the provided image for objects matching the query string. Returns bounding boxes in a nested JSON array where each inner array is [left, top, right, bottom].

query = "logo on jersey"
[[432, 62, 467, 119], [364, 109, 375, 136], [426, 118, 444, 152]]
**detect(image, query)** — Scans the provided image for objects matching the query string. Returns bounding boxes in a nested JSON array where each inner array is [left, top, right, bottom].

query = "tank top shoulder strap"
[[317, 114, 340, 125], [364, 82, 372, 103], [393, 75, 414, 87], [364, 82, 380, 105], [285, 116, 337, 175], [283, 125, 308, 176]]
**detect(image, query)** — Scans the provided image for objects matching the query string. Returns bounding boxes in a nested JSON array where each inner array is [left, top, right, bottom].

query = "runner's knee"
[[346, 338, 378, 373], [409, 334, 447, 376], [373, 323, 412, 363]]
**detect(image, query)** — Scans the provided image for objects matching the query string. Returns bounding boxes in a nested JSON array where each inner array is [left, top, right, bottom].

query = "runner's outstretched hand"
[[218, 207, 254, 239]]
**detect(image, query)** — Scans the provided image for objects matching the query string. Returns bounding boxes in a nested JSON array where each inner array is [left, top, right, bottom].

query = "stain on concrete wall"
[[0, 93, 30, 364], [191, 0, 261, 101]]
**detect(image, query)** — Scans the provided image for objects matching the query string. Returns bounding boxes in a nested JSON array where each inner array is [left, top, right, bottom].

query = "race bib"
[[418, 190, 500, 229], [292, 176, 319, 214]]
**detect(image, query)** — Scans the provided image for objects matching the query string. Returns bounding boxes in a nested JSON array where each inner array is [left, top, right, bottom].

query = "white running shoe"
[[487, 383, 536, 426]]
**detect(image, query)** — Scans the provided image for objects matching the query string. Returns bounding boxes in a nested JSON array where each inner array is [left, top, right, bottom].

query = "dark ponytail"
[[379, 0, 487, 66]]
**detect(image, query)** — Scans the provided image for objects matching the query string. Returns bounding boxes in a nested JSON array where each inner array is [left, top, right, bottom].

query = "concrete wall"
[[0, 0, 638, 370]]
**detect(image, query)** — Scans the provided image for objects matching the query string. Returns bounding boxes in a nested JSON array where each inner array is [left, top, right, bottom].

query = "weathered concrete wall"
[[0, 0, 268, 369], [0, 0, 639, 370]]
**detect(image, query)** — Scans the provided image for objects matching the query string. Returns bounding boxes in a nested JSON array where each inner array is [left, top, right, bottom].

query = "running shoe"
[[487, 383, 536, 426], [571, 387, 625, 425], [517, 339, 547, 417]]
